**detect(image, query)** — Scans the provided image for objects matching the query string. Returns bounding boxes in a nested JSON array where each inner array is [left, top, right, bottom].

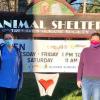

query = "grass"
[[61, 90, 82, 100], [16, 73, 82, 100]]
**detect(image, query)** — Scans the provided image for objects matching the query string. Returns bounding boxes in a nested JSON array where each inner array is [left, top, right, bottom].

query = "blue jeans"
[[82, 78, 100, 100]]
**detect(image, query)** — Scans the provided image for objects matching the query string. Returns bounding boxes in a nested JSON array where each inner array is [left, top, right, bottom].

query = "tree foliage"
[[67, 0, 76, 4], [66, 0, 100, 13]]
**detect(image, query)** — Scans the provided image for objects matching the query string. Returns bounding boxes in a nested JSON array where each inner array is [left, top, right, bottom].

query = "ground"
[[16, 73, 82, 100]]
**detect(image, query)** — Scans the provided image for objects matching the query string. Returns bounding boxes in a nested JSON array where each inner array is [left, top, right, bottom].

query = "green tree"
[[89, 0, 100, 13], [67, 0, 76, 4], [79, 0, 100, 13]]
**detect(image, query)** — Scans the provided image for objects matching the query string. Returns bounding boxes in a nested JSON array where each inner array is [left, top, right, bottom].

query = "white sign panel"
[[0, 39, 90, 72]]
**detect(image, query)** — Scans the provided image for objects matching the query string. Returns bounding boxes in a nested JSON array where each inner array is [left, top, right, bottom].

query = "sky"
[[71, 0, 93, 11]]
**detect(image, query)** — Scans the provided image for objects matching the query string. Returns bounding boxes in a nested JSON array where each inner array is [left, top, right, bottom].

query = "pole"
[[83, 0, 87, 13]]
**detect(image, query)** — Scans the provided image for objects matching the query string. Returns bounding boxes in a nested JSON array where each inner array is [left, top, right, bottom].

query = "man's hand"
[[77, 81, 82, 88]]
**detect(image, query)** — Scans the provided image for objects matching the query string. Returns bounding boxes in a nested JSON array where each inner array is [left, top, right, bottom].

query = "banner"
[[0, 39, 89, 72], [0, 14, 100, 34]]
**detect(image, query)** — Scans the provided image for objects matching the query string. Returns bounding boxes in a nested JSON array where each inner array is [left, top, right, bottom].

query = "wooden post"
[[83, 0, 87, 13]]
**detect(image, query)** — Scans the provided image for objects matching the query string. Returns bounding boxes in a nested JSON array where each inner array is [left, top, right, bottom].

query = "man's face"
[[90, 36, 100, 42]]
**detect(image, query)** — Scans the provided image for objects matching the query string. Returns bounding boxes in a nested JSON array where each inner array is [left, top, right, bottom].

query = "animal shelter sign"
[[0, 15, 100, 34]]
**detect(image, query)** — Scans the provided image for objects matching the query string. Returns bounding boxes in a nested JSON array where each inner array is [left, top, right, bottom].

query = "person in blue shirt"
[[0, 30, 23, 100]]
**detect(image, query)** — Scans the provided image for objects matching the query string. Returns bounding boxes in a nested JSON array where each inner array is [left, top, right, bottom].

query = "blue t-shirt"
[[0, 46, 19, 88]]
